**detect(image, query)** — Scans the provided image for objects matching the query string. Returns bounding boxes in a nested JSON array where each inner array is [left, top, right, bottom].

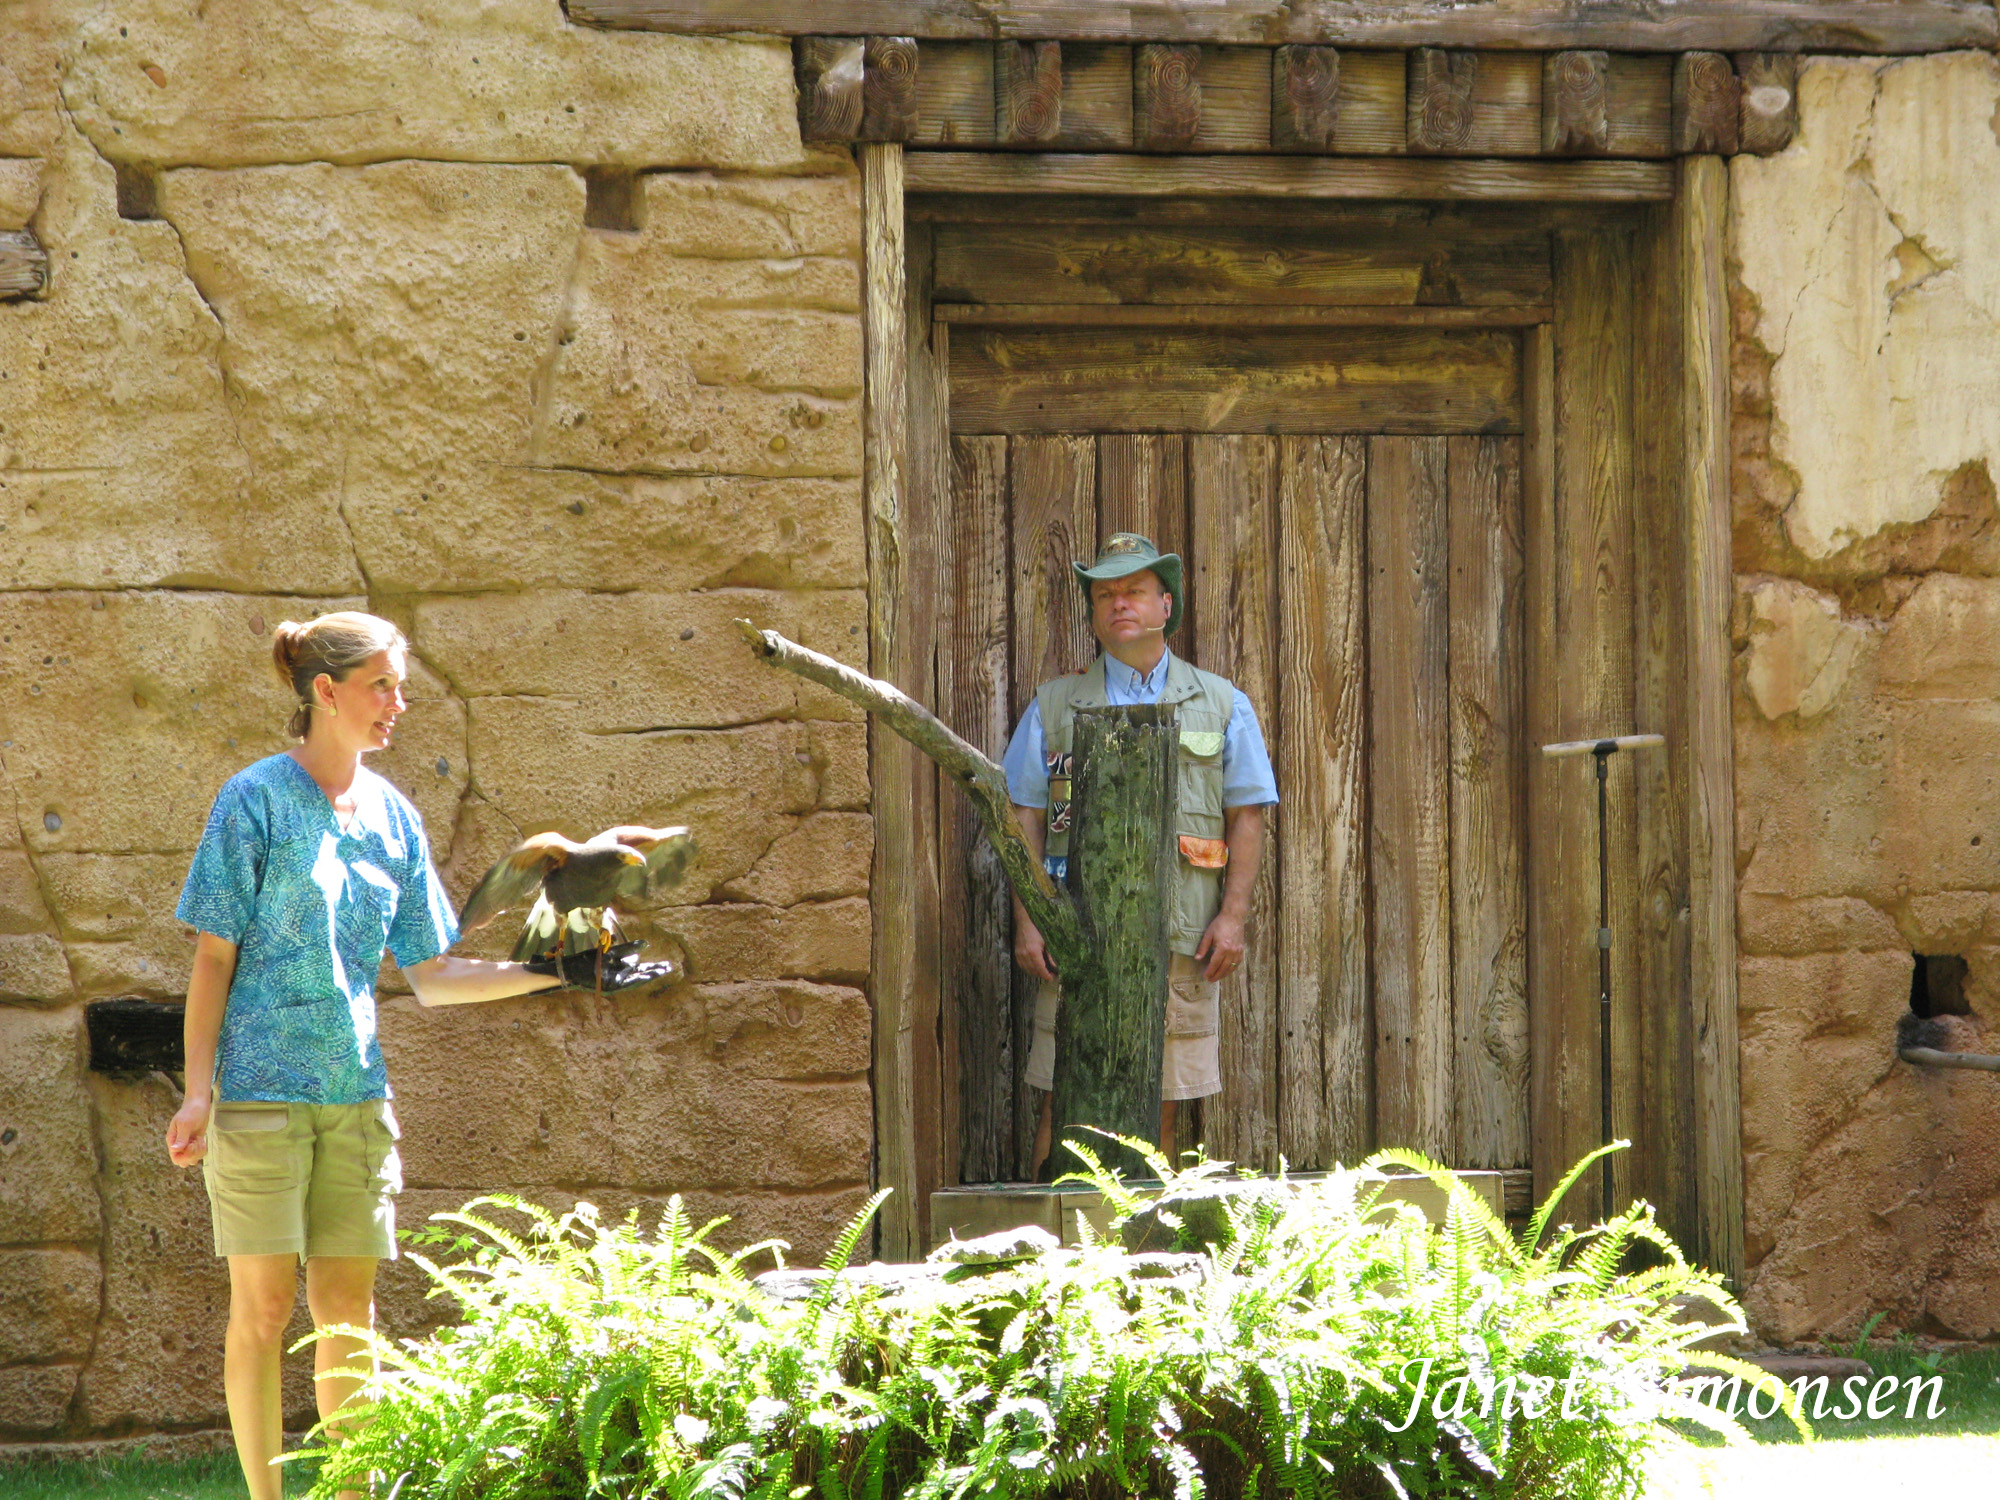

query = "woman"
[[162, 612, 633, 1500]]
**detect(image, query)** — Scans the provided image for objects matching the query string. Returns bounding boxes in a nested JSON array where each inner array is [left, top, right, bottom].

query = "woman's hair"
[[271, 612, 408, 740]]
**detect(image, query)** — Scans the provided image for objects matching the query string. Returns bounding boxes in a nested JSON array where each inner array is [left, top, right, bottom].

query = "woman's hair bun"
[[270, 620, 308, 688]]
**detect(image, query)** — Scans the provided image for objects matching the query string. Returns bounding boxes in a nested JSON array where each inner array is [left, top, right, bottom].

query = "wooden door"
[[942, 427, 1529, 1181]]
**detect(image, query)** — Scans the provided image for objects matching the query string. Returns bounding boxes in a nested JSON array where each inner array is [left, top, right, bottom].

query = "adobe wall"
[[1731, 51, 2000, 1343], [1, 2, 873, 1441]]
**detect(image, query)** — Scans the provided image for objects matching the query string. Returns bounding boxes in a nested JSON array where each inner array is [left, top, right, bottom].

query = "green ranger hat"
[[1073, 532, 1185, 638]]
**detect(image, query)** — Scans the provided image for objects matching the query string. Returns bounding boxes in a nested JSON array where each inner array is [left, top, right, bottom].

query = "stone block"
[[157, 162, 581, 477], [0, 591, 355, 854], [0, 157, 43, 231], [40, 854, 195, 1001], [62, 1, 816, 170], [541, 226, 863, 481], [0, 1248, 101, 1364], [0, 7, 61, 158], [672, 900, 870, 986], [720, 814, 874, 907], [0, 1008, 101, 1243], [76, 1074, 318, 1432], [0, 936, 71, 1003], [1732, 54, 2000, 562], [342, 466, 865, 595], [1740, 578, 1866, 721], [810, 723, 870, 812], [379, 991, 870, 1192], [1876, 574, 2000, 700], [1737, 894, 1904, 957], [0, 135, 363, 593], [0, 1365, 80, 1438], [415, 589, 867, 733], [640, 174, 859, 260], [465, 705, 819, 903]]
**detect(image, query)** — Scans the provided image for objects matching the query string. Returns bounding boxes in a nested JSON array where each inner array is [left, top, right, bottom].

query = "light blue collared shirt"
[[1001, 650, 1280, 811], [177, 754, 459, 1105]]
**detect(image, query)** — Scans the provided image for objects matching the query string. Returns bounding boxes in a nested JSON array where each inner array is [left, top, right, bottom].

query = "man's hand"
[[1014, 915, 1059, 984], [166, 1095, 211, 1169], [1194, 910, 1247, 983]]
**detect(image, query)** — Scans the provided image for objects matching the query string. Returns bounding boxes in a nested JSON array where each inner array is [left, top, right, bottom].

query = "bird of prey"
[[458, 825, 696, 963]]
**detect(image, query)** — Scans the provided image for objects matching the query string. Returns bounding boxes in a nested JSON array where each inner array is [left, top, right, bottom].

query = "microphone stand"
[[1539, 732, 1664, 1217]]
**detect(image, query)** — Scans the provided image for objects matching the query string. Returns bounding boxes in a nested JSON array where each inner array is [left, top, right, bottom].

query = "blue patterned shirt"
[[176, 754, 458, 1104]]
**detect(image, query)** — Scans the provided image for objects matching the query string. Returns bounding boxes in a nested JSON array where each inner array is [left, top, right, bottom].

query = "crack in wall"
[[528, 201, 589, 466]]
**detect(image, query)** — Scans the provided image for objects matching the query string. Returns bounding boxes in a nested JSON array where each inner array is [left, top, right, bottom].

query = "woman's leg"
[[225, 1253, 299, 1500], [304, 1255, 379, 1424]]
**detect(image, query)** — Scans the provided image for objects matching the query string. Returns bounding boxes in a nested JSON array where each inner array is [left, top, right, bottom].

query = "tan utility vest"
[[1036, 653, 1236, 957]]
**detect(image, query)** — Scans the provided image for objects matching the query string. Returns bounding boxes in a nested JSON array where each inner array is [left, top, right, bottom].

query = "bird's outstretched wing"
[[600, 825, 697, 907], [459, 832, 582, 932]]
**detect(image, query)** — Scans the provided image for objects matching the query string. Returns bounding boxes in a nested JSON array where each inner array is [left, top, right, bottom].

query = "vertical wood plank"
[[1136, 43, 1203, 150], [861, 142, 921, 1257], [1272, 45, 1340, 151], [997, 40, 1063, 145], [1677, 155, 1744, 1286], [1523, 320, 1562, 1215], [1008, 434, 1096, 1172], [1189, 436, 1281, 1173], [861, 36, 921, 142], [1448, 435, 1530, 1170], [1630, 200, 1696, 1250], [943, 435, 1014, 1183], [1536, 227, 1640, 1223], [797, 37, 866, 143], [1277, 435, 1371, 1169], [1367, 435, 1453, 1160], [1098, 434, 1190, 638], [905, 223, 950, 1220]]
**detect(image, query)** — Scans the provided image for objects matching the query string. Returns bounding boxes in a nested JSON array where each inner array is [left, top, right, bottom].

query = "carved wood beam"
[[577, 1, 1997, 55], [0, 228, 48, 300], [797, 35, 922, 141]]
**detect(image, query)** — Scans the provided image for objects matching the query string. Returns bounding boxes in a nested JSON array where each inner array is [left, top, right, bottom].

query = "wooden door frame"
[[863, 148, 1740, 1282]]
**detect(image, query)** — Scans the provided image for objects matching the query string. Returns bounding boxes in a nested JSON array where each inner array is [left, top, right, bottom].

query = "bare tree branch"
[[734, 619, 1082, 956]]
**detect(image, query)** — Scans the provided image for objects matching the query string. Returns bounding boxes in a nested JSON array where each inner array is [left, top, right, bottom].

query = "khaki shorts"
[[1026, 953, 1221, 1101], [203, 1100, 402, 1260]]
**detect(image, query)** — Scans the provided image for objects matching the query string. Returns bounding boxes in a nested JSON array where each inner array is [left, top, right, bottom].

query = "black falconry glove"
[[526, 941, 680, 993]]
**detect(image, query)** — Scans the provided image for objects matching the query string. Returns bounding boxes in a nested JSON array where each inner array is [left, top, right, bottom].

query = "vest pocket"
[[1179, 729, 1225, 759], [1179, 834, 1228, 870]]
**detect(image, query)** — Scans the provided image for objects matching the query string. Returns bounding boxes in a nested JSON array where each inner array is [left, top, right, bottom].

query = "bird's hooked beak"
[[615, 848, 647, 867]]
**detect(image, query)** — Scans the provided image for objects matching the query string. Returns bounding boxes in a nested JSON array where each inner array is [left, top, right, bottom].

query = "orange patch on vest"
[[1178, 835, 1228, 869]]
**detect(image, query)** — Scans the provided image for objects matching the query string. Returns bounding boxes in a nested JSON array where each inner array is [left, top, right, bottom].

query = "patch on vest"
[[1179, 835, 1229, 870], [1045, 750, 1074, 835]]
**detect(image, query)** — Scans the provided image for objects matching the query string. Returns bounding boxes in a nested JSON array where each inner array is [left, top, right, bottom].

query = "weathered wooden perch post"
[[737, 620, 1175, 1179]]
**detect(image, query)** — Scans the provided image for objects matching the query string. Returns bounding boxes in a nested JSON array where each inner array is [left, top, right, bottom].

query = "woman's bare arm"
[[165, 933, 237, 1168], [402, 955, 562, 1008]]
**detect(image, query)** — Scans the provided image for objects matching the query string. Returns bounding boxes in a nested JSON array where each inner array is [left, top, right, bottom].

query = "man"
[[1001, 533, 1279, 1175]]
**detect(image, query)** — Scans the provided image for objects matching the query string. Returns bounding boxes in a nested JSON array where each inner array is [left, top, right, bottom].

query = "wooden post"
[[1735, 52, 1797, 155], [1676, 155, 1744, 1286], [1135, 43, 1203, 150], [1672, 52, 1740, 155], [861, 140, 922, 1259], [1271, 45, 1339, 151], [0, 229, 49, 300], [1542, 50, 1610, 155], [997, 39, 1063, 145], [797, 37, 866, 142], [1048, 705, 1178, 1181]]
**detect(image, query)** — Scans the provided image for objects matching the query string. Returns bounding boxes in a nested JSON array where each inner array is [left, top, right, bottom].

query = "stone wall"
[[1732, 51, 2000, 1343], [1, 1, 873, 1441]]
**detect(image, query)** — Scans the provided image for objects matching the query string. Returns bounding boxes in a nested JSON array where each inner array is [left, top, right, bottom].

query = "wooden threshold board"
[[935, 302, 1552, 327], [905, 152, 1675, 200]]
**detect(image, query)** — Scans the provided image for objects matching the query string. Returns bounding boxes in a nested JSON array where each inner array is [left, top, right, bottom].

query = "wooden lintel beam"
[[935, 302, 1553, 327], [0, 228, 49, 300], [906, 151, 1674, 201], [1542, 50, 1610, 155], [1736, 52, 1799, 154], [574, 1, 1997, 55], [1135, 43, 1203, 150], [996, 38, 1062, 144]]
